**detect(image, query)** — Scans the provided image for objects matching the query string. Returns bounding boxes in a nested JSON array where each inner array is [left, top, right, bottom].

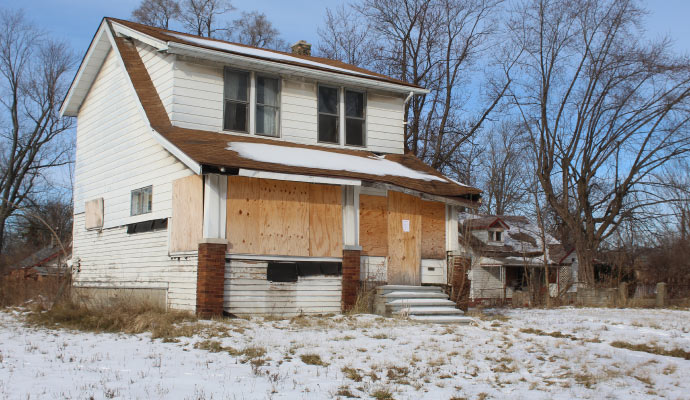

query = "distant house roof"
[[11, 245, 71, 276], [459, 214, 573, 265]]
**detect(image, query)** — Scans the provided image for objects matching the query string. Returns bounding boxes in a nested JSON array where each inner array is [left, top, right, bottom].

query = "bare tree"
[[480, 123, 529, 215], [225, 11, 286, 50], [507, 0, 690, 285], [319, 0, 513, 182], [131, 0, 181, 29], [0, 9, 75, 254], [179, 0, 233, 37], [317, 5, 378, 67]]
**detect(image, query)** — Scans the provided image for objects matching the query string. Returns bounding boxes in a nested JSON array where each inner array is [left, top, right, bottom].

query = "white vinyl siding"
[[73, 49, 192, 229], [169, 58, 405, 153], [136, 42, 174, 117], [225, 260, 342, 316], [72, 214, 197, 311]]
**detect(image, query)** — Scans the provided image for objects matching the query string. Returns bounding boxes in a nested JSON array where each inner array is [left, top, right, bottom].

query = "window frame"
[[222, 67, 250, 133], [317, 84, 341, 144], [130, 186, 153, 216], [344, 88, 367, 147], [254, 74, 282, 138]]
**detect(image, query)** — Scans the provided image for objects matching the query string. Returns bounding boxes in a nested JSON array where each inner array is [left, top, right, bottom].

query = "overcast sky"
[[14, 0, 690, 60]]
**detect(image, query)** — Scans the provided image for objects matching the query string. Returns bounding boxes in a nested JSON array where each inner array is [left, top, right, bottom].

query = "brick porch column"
[[196, 239, 227, 318], [342, 248, 361, 312]]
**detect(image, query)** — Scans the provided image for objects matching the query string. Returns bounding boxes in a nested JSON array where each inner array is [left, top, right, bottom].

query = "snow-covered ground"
[[0, 307, 688, 399]]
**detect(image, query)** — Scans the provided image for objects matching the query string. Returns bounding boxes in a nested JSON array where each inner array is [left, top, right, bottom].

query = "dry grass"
[[27, 297, 196, 338], [300, 353, 328, 366], [610, 341, 690, 360], [0, 275, 67, 307]]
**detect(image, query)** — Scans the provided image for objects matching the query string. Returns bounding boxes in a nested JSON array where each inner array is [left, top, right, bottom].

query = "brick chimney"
[[291, 40, 312, 56]]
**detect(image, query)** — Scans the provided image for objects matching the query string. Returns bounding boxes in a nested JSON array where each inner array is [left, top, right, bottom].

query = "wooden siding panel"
[[224, 260, 341, 316], [260, 180, 310, 256], [421, 200, 446, 259], [170, 175, 203, 253], [226, 176, 262, 253], [308, 185, 342, 257], [387, 191, 421, 285], [359, 194, 388, 256]]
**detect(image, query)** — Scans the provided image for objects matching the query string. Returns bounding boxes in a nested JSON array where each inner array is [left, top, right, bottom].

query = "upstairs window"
[[256, 76, 280, 137], [489, 230, 503, 242], [318, 85, 339, 143], [345, 90, 366, 146], [223, 68, 249, 132], [131, 186, 152, 216]]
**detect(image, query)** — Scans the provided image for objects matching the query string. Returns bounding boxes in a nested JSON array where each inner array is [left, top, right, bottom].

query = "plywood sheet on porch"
[[360, 194, 388, 256], [387, 191, 421, 285], [170, 175, 203, 252], [421, 200, 446, 259], [226, 176, 342, 257]]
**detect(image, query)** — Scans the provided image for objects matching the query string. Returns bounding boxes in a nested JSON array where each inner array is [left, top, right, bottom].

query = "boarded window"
[[84, 198, 104, 230], [359, 194, 388, 256], [170, 175, 203, 253], [227, 177, 342, 257], [421, 200, 446, 259]]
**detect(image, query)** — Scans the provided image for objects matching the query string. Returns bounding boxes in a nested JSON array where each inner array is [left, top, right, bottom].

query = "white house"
[[60, 18, 481, 317], [458, 214, 577, 305]]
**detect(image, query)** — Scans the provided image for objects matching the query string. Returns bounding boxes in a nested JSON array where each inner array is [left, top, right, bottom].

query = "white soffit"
[[60, 22, 112, 117]]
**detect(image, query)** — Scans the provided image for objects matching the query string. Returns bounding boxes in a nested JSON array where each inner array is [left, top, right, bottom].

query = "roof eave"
[[165, 42, 429, 95]]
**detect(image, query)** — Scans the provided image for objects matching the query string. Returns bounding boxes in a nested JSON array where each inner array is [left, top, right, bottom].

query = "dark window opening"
[[318, 85, 339, 143], [126, 218, 168, 234], [267, 261, 342, 282], [345, 90, 365, 146], [223, 68, 249, 132]]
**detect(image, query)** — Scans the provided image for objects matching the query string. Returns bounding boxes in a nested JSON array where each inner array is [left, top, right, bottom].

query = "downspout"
[[403, 91, 414, 127]]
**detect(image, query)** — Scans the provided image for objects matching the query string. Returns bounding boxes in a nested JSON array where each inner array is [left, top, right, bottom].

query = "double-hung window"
[[256, 76, 280, 137], [318, 85, 339, 143], [131, 186, 152, 216], [345, 90, 365, 146], [223, 68, 249, 132]]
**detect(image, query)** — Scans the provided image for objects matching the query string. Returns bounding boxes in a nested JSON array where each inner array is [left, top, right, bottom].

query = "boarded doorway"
[[387, 191, 421, 285]]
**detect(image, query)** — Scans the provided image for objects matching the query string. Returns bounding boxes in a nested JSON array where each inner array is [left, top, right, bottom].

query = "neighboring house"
[[458, 214, 577, 304], [60, 18, 481, 317], [7, 245, 72, 280]]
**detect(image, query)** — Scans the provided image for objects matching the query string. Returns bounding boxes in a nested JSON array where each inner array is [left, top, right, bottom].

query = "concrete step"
[[395, 306, 465, 316], [377, 285, 444, 294], [385, 298, 457, 308], [409, 315, 475, 324], [382, 291, 448, 299]]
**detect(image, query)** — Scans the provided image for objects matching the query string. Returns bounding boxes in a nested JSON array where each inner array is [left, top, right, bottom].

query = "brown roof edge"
[[113, 29, 481, 202], [107, 17, 423, 90]]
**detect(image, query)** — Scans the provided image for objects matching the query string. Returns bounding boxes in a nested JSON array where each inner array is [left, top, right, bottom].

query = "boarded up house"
[[458, 215, 577, 305], [60, 18, 481, 316]]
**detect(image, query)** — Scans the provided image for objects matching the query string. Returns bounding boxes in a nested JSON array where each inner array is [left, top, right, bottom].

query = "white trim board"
[[238, 169, 361, 186]]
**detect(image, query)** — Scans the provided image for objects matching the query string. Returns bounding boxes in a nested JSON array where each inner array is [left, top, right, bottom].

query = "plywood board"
[[387, 191, 421, 285], [260, 179, 310, 256], [226, 176, 262, 253], [309, 185, 342, 257], [359, 194, 388, 256], [421, 200, 446, 259], [170, 175, 203, 253], [84, 198, 104, 230]]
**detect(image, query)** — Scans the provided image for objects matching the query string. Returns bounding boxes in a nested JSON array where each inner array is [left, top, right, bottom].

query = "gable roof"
[[111, 33, 480, 202], [464, 216, 510, 230], [61, 18, 427, 117]]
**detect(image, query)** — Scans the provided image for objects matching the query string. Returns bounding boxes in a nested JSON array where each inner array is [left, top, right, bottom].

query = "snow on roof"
[[168, 33, 376, 78], [226, 142, 451, 183]]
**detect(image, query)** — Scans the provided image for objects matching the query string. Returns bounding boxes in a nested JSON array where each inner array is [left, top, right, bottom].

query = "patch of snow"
[[169, 33, 376, 78], [1, 308, 689, 399], [226, 141, 454, 183]]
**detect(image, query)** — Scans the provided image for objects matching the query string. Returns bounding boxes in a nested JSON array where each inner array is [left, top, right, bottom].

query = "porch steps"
[[374, 285, 473, 324]]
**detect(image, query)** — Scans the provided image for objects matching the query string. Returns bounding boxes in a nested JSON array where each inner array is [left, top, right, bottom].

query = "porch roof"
[[112, 32, 482, 203]]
